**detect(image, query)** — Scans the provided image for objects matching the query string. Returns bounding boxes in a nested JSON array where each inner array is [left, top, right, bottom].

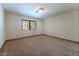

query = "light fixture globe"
[[36, 7, 46, 14]]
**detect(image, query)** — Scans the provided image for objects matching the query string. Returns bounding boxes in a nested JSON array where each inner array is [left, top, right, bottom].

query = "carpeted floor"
[[0, 34, 79, 56]]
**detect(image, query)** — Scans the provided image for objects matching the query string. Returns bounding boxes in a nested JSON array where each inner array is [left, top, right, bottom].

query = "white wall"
[[5, 11, 43, 40], [5, 10, 78, 42], [0, 4, 5, 48], [44, 10, 78, 42]]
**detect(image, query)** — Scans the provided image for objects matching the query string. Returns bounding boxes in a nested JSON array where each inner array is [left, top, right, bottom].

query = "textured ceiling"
[[2, 3, 78, 19]]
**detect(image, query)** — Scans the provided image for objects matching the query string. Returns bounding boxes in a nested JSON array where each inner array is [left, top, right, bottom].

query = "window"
[[22, 20, 30, 30], [30, 21, 36, 30], [22, 20, 36, 30]]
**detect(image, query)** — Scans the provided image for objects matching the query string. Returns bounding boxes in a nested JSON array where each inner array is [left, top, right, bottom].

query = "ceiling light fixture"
[[36, 7, 46, 14]]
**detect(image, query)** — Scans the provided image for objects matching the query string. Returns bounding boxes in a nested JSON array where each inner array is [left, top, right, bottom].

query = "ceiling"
[[2, 3, 78, 19]]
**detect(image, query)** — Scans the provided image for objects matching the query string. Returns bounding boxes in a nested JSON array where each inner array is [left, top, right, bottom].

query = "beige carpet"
[[0, 34, 79, 56]]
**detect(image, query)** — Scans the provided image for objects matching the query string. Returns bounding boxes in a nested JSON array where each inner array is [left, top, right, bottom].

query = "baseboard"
[[6, 34, 44, 41], [0, 40, 6, 50], [6, 34, 79, 43], [0, 34, 78, 51], [43, 34, 79, 43], [0, 34, 44, 50]]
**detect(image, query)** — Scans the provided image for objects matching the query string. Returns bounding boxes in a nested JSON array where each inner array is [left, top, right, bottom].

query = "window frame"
[[21, 19, 30, 31], [21, 19, 36, 31], [29, 20, 36, 30]]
